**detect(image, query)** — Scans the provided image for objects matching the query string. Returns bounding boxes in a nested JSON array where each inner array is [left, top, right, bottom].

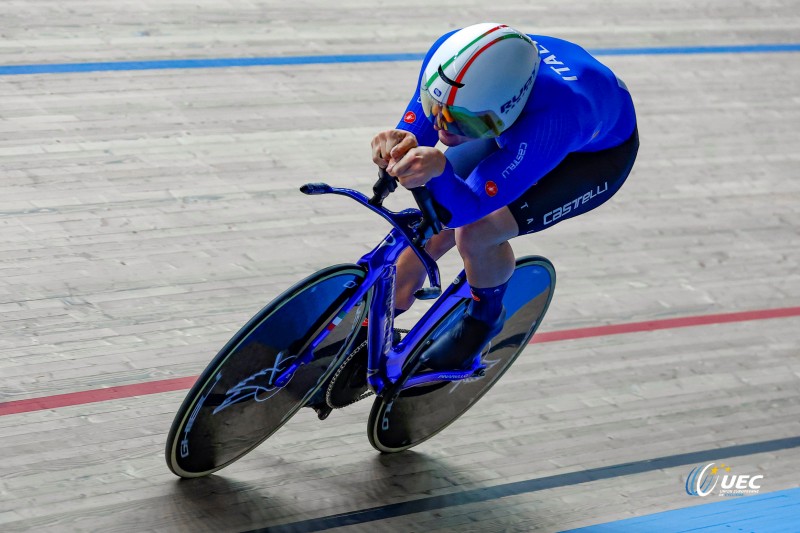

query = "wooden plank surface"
[[1, 0, 799, 531]]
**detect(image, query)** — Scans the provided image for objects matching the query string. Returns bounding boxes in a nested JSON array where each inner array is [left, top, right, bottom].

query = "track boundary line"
[[1, 43, 799, 76], [246, 437, 800, 532]]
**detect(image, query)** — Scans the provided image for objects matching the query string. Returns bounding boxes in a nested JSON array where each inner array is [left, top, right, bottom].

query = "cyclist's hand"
[[390, 147, 447, 189], [371, 129, 418, 170]]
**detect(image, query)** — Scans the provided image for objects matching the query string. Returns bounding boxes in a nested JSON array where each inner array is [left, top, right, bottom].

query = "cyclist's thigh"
[[508, 128, 639, 235]]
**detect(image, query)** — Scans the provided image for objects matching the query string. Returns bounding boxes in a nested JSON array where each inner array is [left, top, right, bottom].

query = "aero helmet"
[[420, 23, 540, 139]]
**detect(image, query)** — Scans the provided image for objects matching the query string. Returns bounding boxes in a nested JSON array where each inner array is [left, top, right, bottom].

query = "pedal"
[[414, 287, 441, 300], [314, 404, 333, 421]]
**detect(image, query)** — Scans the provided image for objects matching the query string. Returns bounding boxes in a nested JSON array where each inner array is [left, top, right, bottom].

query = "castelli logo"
[[485, 181, 498, 197], [404, 111, 416, 123]]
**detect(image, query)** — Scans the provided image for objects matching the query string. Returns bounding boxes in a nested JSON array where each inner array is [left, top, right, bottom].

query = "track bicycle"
[[165, 172, 556, 478]]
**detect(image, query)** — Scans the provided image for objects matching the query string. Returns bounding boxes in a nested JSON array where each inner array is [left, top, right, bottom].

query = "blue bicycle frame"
[[273, 183, 484, 397]]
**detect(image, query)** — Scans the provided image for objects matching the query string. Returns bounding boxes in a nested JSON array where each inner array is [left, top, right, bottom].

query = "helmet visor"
[[420, 87, 505, 139]]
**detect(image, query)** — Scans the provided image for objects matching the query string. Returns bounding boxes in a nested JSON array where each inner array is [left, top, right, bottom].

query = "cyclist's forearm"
[[426, 161, 483, 228]]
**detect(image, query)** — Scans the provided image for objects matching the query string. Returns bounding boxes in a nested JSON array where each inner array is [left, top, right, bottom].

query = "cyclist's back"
[[526, 34, 636, 151]]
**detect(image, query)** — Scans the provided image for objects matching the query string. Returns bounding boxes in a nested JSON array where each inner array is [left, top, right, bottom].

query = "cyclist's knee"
[[455, 210, 516, 258], [456, 220, 495, 258]]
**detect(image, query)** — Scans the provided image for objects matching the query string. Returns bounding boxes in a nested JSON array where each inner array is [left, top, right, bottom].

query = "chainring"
[[325, 329, 408, 409]]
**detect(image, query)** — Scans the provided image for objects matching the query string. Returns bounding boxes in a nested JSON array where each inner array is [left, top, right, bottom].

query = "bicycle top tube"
[[300, 182, 441, 295]]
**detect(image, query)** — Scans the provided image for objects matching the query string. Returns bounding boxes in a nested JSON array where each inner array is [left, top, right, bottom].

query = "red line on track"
[[531, 306, 800, 343], [2, 306, 798, 417], [0, 377, 198, 417]]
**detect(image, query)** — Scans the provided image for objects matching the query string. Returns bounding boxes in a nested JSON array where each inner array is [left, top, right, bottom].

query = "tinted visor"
[[420, 87, 505, 139]]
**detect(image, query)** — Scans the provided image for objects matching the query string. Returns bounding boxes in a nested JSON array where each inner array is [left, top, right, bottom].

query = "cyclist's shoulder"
[[528, 34, 590, 57], [528, 34, 611, 74], [525, 35, 630, 111]]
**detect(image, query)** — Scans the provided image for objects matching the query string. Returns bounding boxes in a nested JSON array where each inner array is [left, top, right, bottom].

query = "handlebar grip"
[[369, 168, 398, 207], [410, 186, 443, 235], [300, 182, 333, 195]]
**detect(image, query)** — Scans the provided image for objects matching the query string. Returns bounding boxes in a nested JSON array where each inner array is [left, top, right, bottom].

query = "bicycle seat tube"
[[357, 227, 409, 393]]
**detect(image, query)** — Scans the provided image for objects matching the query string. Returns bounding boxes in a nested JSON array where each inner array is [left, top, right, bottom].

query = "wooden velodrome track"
[[2, 0, 799, 531]]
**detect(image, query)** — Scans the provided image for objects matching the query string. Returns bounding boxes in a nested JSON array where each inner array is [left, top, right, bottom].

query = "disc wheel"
[[166, 264, 366, 477], [367, 256, 556, 453]]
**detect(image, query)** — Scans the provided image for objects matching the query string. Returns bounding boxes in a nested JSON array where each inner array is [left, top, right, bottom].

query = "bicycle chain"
[[325, 328, 409, 409]]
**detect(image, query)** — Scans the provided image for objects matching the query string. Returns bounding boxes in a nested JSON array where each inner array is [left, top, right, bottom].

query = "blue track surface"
[[1, 43, 799, 76], [564, 488, 800, 533]]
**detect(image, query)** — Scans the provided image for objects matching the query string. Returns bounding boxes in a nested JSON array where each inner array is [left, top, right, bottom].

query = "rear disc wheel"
[[368, 257, 556, 453]]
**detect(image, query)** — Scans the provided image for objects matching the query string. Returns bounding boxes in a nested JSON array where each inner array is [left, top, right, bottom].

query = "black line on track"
[[244, 436, 800, 532]]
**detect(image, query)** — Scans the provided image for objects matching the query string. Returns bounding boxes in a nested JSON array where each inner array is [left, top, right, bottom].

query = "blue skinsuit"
[[396, 32, 637, 228]]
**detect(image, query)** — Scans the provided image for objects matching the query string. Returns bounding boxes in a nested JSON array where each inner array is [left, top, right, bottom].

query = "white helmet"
[[420, 23, 540, 139]]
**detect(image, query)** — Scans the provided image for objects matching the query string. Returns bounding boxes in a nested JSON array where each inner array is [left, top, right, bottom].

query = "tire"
[[367, 256, 555, 453], [166, 264, 366, 477]]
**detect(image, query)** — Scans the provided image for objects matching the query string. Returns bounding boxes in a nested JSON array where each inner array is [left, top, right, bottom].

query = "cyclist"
[[308, 23, 638, 416], [372, 23, 639, 370]]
